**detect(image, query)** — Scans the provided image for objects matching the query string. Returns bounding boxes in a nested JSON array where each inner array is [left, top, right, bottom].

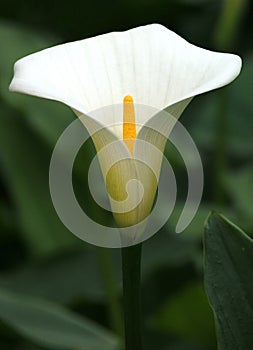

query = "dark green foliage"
[[0, 1, 252, 349], [204, 213, 253, 350]]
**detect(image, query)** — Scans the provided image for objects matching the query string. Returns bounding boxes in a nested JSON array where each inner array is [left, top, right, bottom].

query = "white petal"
[[9, 24, 242, 139]]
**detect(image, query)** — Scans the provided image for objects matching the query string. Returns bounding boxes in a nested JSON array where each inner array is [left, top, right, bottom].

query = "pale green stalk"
[[97, 248, 124, 338], [213, 0, 246, 202]]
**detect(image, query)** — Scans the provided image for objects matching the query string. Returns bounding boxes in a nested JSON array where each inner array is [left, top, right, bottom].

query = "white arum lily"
[[9, 24, 241, 243]]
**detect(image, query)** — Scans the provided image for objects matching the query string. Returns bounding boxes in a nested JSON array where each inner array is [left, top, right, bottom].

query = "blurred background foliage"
[[0, 0, 252, 349]]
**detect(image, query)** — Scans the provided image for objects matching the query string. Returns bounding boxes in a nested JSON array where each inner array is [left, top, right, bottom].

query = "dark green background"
[[0, 0, 252, 349]]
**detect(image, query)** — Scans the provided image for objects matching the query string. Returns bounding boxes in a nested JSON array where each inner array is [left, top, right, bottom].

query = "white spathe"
[[9, 24, 242, 240], [9, 24, 241, 139]]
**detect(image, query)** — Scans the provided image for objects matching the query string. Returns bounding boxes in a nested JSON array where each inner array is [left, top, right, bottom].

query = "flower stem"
[[213, 0, 246, 203], [97, 248, 124, 337], [213, 0, 247, 51], [213, 89, 228, 203], [121, 243, 142, 350]]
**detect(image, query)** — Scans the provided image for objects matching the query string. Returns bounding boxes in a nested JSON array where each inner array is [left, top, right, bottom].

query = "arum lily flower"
[[9, 24, 241, 243]]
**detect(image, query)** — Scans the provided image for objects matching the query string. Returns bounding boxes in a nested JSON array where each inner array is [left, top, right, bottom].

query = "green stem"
[[214, 0, 247, 50], [213, 89, 228, 204], [121, 243, 142, 350], [97, 248, 124, 337]]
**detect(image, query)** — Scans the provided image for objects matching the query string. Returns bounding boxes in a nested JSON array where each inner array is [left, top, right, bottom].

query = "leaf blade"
[[204, 212, 253, 350], [0, 288, 119, 350]]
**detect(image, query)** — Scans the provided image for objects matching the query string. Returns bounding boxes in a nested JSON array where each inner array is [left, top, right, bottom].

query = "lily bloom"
[[9, 24, 241, 245]]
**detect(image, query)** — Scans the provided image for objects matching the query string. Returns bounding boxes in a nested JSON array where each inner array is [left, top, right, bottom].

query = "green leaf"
[[204, 212, 253, 350], [0, 288, 119, 350], [0, 249, 106, 303], [0, 104, 78, 256], [152, 282, 216, 347]]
